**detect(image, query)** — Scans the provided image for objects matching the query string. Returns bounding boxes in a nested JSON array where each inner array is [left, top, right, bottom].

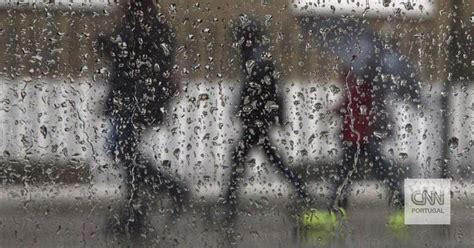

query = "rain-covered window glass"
[[0, 0, 472, 247]]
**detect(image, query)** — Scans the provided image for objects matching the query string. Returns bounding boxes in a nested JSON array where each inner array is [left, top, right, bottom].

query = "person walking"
[[300, 17, 422, 230], [96, 0, 188, 240], [222, 16, 313, 223]]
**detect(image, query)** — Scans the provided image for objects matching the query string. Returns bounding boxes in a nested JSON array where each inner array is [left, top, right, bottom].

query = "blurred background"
[[0, 0, 472, 247]]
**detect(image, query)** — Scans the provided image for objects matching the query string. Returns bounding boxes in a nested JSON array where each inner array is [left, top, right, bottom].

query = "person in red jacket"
[[300, 17, 422, 229], [333, 67, 401, 210]]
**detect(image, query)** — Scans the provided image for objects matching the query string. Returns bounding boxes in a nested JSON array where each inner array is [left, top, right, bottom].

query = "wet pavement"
[[0, 182, 472, 247]]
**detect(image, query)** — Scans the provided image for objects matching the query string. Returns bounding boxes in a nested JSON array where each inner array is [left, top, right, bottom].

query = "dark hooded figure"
[[96, 0, 188, 239], [223, 16, 312, 221], [302, 17, 422, 211]]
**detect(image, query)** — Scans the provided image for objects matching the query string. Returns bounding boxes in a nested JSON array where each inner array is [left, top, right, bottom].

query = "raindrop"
[[404, 123, 412, 133], [315, 103, 323, 111], [40, 125, 48, 139], [448, 137, 459, 150], [329, 84, 340, 94], [264, 101, 279, 112], [199, 93, 209, 101], [245, 60, 256, 74], [399, 153, 408, 160], [319, 27, 330, 40], [402, 2, 414, 10], [173, 148, 180, 160], [160, 43, 171, 56], [387, 148, 394, 156], [373, 131, 388, 139]]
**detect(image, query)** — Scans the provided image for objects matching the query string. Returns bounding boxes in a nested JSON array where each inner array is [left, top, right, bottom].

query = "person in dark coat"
[[223, 16, 312, 221], [96, 0, 188, 239]]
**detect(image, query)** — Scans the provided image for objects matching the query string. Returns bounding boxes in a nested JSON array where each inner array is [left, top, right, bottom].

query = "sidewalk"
[[0, 181, 473, 247], [1, 181, 473, 210]]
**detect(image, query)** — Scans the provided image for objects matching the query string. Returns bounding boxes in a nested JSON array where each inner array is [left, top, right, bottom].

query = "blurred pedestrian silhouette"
[[222, 15, 312, 222], [302, 17, 422, 210], [96, 0, 188, 240]]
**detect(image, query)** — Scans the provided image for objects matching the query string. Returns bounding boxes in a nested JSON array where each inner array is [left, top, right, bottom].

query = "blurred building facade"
[[0, 0, 472, 186]]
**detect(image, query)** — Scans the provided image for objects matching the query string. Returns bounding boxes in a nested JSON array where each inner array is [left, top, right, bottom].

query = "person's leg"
[[300, 143, 357, 229], [330, 143, 360, 210], [134, 154, 189, 216], [112, 120, 149, 236], [223, 133, 253, 220], [123, 163, 150, 235], [261, 136, 311, 206], [370, 142, 404, 208]]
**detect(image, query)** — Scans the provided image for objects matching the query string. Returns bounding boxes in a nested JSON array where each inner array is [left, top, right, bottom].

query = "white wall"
[[0, 78, 470, 192]]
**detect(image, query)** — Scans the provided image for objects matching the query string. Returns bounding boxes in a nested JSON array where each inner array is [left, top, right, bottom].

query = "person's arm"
[[275, 88, 286, 126], [258, 60, 286, 126], [165, 27, 179, 98], [95, 23, 126, 59], [382, 50, 422, 105], [154, 21, 178, 98], [329, 69, 353, 116]]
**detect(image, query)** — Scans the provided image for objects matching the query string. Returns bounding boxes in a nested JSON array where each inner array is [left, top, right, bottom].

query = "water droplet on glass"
[[448, 137, 459, 150], [404, 123, 412, 133], [264, 101, 279, 112], [329, 84, 340, 94], [399, 153, 408, 160], [199, 93, 209, 101], [245, 60, 256, 74], [315, 103, 323, 111], [40, 125, 48, 139], [373, 131, 388, 139], [160, 43, 170, 56], [173, 148, 180, 160]]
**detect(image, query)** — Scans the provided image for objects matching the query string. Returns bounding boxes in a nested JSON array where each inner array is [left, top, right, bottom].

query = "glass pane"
[[0, 0, 472, 246]]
